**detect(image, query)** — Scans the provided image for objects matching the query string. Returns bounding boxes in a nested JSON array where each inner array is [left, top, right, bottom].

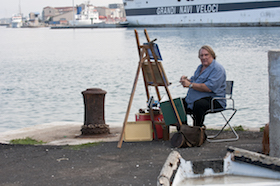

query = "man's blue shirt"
[[185, 60, 226, 109]]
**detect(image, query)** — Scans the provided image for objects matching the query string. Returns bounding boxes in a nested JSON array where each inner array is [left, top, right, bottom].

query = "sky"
[[0, 0, 123, 18]]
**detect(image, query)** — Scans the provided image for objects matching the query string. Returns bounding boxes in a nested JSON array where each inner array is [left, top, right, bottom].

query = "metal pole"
[[72, 0, 75, 25]]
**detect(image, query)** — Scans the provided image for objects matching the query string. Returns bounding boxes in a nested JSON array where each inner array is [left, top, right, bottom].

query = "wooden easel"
[[117, 29, 182, 148]]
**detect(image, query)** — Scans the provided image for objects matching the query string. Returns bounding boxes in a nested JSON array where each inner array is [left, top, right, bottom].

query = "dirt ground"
[[0, 129, 264, 186]]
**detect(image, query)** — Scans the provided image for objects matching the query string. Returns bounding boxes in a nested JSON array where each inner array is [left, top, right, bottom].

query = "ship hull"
[[123, 0, 280, 26]]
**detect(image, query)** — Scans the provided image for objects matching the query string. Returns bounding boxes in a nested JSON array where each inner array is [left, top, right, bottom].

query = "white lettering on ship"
[[157, 4, 219, 15], [196, 4, 218, 13], [179, 6, 193, 14], [156, 6, 176, 15]]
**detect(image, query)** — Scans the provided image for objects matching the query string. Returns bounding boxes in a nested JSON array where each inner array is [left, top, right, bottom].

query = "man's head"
[[198, 45, 216, 67]]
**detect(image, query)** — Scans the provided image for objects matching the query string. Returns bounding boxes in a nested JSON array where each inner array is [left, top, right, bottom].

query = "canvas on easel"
[[142, 61, 169, 86], [143, 43, 162, 60]]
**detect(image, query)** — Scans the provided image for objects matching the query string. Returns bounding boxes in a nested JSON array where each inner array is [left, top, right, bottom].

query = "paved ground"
[[0, 127, 264, 186]]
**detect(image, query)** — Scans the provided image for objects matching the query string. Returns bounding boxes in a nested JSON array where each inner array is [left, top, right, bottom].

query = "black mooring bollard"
[[81, 88, 109, 135]]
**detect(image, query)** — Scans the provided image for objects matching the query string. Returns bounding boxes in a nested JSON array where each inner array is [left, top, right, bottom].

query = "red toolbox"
[[135, 113, 164, 139]]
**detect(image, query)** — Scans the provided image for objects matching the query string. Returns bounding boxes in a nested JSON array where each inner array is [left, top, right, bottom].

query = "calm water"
[[1, 26, 279, 132]]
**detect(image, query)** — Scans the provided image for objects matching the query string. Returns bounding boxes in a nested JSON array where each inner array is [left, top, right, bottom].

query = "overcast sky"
[[0, 0, 123, 18]]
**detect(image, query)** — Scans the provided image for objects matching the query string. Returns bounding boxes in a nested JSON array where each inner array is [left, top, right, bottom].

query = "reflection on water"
[[0, 26, 279, 132]]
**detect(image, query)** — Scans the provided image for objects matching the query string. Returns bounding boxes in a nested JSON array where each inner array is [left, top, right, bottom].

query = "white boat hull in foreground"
[[123, 0, 280, 26], [158, 147, 280, 186]]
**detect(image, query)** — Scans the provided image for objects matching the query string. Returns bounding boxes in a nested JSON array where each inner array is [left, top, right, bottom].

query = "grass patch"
[[206, 128, 217, 131], [10, 137, 46, 145], [207, 125, 246, 131], [233, 125, 246, 131], [223, 125, 246, 131], [64, 142, 101, 150], [260, 126, 265, 132]]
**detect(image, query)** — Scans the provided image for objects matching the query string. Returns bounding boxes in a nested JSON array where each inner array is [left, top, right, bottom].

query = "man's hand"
[[179, 76, 191, 87], [179, 75, 212, 92]]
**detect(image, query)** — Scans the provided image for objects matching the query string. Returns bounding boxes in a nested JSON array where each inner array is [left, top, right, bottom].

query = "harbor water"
[[0, 26, 279, 132]]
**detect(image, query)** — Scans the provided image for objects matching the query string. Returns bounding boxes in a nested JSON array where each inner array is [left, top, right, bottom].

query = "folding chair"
[[206, 80, 239, 142]]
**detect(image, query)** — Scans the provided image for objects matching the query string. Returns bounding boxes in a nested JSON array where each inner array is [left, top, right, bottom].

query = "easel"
[[117, 29, 182, 148]]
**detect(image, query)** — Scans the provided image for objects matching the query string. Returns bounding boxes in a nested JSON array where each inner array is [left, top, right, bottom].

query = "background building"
[[42, 3, 125, 25], [28, 12, 40, 26], [42, 6, 76, 24], [97, 3, 125, 23]]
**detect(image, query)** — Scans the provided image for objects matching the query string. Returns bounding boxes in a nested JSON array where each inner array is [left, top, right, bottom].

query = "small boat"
[[69, 3, 103, 26], [11, 14, 23, 28], [122, 0, 280, 27]]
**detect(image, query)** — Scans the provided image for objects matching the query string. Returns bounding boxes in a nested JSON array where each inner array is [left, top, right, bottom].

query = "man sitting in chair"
[[180, 45, 226, 127]]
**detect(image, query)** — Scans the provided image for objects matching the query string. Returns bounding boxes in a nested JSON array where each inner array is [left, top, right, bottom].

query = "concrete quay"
[[0, 122, 267, 185], [50, 22, 128, 29]]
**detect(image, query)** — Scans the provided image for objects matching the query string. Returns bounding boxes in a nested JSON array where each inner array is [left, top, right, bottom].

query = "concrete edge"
[[228, 146, 280, 172], [0, 122, 122, 146]]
